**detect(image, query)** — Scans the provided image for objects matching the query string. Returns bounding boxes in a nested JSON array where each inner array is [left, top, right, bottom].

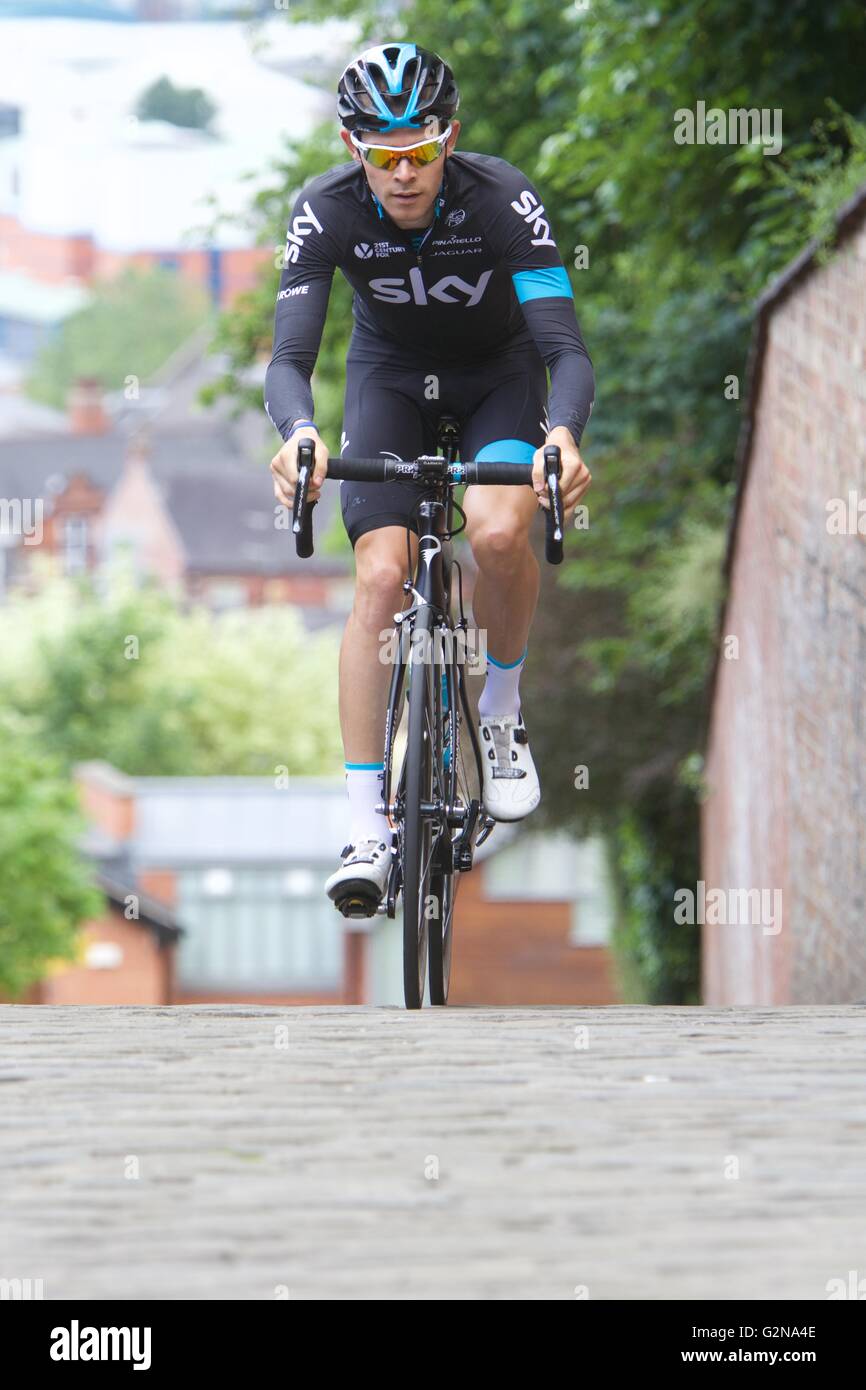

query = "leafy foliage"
[[0, 713, 103, 1000], [0, 572, 343, 777], [26, 267, 211, 410], [135, 75, 217, 132]]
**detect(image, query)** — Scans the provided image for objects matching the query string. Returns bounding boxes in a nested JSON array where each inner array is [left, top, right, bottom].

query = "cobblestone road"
[[1, 1005, 865, 1300]]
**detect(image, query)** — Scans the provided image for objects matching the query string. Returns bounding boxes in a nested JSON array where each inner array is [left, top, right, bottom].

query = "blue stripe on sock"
[[487, 646, 528, 670], [345, 762, 384, 770]]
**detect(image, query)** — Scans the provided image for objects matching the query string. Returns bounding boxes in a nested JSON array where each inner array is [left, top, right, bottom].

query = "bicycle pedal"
[[475, 812, 497, 848], [332, 886, 380, 919]]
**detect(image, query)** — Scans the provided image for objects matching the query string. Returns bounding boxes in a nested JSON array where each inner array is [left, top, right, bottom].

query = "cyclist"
[[265, 42, 595, 911]]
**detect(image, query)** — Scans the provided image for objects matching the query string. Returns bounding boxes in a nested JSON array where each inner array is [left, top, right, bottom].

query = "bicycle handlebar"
[[291, 439, 565, 565]]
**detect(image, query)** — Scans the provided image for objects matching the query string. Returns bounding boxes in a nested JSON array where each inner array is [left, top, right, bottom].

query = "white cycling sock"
[[477, 645, 528, 721], [344, 762, 391, 847]]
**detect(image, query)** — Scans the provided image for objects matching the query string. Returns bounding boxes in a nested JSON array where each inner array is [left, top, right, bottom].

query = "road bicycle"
[[291, 415, 565, 1009]]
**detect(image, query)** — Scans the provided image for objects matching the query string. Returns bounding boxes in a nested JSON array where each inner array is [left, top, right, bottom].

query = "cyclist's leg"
[[338, 358, 430, 846], [459, 351, 547, 672], [340, 351, 433, 553]]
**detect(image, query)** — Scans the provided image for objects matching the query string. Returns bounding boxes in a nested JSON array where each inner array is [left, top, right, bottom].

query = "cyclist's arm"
[[263, 184, 337, 442], [492, 175, 595, 446]]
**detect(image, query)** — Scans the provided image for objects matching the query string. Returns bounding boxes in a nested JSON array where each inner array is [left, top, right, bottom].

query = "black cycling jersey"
[[263, 149, 595, 448]]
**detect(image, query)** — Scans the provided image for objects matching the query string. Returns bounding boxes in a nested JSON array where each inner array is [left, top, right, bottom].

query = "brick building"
[[702, 184, 866, 1004], [13, 761, 619, 1008], [22, 872, 182, 1006], [0, 352, 353, 614]]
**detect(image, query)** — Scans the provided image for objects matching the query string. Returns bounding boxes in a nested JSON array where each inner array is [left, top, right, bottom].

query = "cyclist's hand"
[[532, 426, 591, 521], [270, 428, 329, 508]]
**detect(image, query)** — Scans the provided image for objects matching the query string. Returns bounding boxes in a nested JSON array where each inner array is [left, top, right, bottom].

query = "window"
[[207, 580, 247, 611], [484, 830, 581, 901], [484, 831, 614, 946], [62, 516, 89, 575], [177, 865, 343, 993]]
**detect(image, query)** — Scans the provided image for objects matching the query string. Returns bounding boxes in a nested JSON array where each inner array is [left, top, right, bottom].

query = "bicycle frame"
[[378, 418, 488, 914]]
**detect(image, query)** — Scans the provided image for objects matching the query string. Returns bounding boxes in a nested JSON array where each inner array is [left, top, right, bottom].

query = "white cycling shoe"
[[325, 835, 393, 918], [479, 711, 541, 822]]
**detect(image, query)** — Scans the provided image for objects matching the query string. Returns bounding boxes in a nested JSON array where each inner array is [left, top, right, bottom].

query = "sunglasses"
[[350, 124, 452, 171]]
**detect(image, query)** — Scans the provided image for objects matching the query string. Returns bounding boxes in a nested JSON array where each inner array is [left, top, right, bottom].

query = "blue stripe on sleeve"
[[511, 266, 574, 303]]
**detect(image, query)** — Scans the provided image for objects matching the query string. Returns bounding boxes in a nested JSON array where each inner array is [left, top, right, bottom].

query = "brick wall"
[[703, 210, 866, 1004], [0, 216, 96, 282], [38, 910, 171, 1006], [0, 215, 271, 309], [449, 867, 618, 1005]]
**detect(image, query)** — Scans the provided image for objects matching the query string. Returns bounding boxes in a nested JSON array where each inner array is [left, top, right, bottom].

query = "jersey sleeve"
[[491, 168, 595, 446], [263, 181, 337, 442]]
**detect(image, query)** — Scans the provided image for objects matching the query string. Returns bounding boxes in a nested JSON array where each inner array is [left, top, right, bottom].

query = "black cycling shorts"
[[339, 329, 549, 548]]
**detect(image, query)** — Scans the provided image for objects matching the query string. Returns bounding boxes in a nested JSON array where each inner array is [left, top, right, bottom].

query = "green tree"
[[135, 75, 217, 133], [0, 571, 343, 778], [26, 266, 211, 410], [0, 714, 103, 1000]]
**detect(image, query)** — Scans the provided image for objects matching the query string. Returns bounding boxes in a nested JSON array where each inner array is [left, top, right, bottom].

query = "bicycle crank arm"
[[452, 797, 481, 871]]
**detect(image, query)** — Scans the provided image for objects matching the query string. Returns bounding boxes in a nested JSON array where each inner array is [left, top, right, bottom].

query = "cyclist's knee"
[[354, 531, 412, 627], [470, 520, 532, 573]]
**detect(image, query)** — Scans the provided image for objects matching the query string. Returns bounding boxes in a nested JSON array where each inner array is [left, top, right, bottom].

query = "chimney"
[[74, 762, 136, 843], [68, 377, 109, 436], [125, 427, 150, 468]]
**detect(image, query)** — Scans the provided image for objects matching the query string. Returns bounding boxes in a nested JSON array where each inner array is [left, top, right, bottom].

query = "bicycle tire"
[[402, 605, 437, 1009], [428, 657, 459, 1005]]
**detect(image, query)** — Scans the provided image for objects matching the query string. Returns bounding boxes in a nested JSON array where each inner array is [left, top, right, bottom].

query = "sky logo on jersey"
[[509, 190, 557, 248], [370, 267, 493, 306], [284, 200, 323, 265]]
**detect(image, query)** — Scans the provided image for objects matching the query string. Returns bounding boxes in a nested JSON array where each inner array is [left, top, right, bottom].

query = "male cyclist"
[[266, 43, 594, 913]]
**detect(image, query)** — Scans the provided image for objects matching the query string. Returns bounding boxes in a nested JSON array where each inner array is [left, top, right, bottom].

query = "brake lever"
[[542, 444, 564, 565], [292, 436, 317, 559]]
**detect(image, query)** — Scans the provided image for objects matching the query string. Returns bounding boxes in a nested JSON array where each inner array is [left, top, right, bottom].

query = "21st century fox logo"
[[49, 1320, 152, 1371]]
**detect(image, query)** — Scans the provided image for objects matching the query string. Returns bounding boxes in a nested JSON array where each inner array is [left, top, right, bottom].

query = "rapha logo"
[[284, 200, 323, 265], [354, 242, 374, 259], [446, 208, 466, 226], [510, 189, 556, 248], [371, 268, 493, 306]]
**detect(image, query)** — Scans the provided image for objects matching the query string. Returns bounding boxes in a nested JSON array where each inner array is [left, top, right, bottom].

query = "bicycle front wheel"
[[401, 606, 437, 1009], [427, 656, 465, 1006]]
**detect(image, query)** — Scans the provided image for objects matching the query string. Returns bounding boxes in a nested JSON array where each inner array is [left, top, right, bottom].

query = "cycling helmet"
[[337, 42, 459, 135]]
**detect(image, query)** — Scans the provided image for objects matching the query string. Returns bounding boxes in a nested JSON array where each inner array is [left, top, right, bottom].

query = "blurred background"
[[0, 0, 863, 1008]]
